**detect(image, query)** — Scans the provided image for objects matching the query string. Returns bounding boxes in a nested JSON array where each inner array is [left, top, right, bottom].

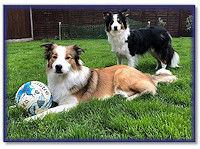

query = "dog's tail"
[[170, 51, 180, 68], [152, 69, 177, 86], [167, 32, 180, 68]]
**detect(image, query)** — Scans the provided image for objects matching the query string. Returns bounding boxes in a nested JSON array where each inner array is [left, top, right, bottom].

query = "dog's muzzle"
[[114, 26, 118, 31], [55, 64, 63, 73]]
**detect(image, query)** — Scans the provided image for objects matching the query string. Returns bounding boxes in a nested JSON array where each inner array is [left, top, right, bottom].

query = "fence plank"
[[6, 8, 31, 39]]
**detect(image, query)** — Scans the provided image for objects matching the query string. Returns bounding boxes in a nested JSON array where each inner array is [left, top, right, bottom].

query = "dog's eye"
[[52, 56, 57, 59], [117, 20, 122, 24], [110, 20, 114, 25], [65, 57, 71, 60]]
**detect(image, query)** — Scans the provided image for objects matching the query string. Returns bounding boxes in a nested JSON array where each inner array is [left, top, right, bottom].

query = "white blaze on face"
[[52, 46, 71, 74], [111, 14, 121, 31]]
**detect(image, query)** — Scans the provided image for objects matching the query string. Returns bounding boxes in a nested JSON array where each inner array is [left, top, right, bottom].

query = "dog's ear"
[[40, 42, 57, 60], [40, 42, 54, 47], [103, 11, 112, 19], [73, 45, 85, 56], [119, 9, 130, 17]]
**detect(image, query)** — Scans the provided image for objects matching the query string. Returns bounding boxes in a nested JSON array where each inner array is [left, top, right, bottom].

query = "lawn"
[[5, 37, 194, 141]]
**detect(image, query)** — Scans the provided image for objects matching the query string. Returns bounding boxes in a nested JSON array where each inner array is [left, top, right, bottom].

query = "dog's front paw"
[[25, 112, 47, 121], [9, 105, 17, 109], [25, 115, 39, 121]]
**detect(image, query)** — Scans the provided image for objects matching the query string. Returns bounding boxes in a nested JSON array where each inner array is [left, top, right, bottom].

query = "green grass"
[[5, 37, 194, 141]]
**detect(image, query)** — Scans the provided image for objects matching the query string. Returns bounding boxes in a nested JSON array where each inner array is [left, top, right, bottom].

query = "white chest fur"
[[47, 66, 90, 105], [107, 28, 130, 57]]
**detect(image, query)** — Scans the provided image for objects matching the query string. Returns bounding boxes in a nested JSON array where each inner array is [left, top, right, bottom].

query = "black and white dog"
[[103, 9, 180, 69]]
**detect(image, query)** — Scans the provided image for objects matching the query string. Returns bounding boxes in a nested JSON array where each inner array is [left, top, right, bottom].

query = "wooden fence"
[[32, 8, 192, 40], [6, 8, 32, 39], [6, 7, 193, 40]]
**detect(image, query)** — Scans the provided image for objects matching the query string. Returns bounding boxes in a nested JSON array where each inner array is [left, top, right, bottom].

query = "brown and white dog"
[[26, 42, 176, 120]]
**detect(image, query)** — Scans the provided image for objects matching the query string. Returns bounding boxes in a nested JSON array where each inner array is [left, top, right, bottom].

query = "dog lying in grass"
[[25, 43, 176, 121]]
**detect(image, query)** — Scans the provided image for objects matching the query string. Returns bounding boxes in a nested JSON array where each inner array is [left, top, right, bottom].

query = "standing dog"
[[103, 9, 180, 69], [26, 43, 176, 120]]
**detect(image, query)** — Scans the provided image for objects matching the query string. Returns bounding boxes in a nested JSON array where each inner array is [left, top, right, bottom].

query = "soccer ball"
[[15, 81, 52, 115]]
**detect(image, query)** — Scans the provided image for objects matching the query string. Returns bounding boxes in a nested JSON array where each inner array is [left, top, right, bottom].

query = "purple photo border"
[[3, 5, 195, 142]]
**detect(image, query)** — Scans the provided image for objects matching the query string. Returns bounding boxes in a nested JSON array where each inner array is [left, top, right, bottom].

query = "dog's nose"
[[114, 26, 118, 31], [55, 64, 62, 71]]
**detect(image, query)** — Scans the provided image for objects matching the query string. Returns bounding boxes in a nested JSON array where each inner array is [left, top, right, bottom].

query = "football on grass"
[[15, 81, 52, 115]]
